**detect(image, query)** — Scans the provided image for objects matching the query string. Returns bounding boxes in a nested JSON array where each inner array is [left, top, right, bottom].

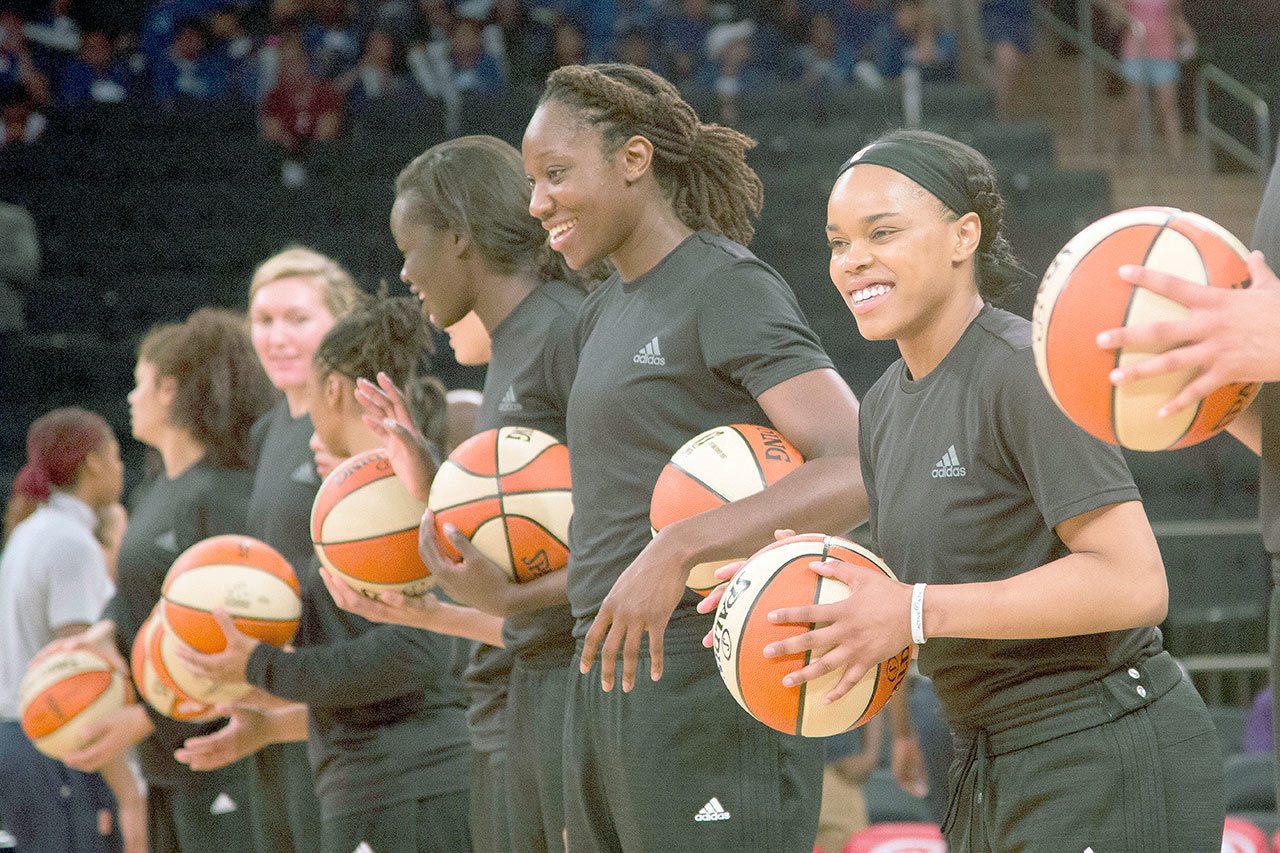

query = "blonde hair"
[[248, 246, 364, 319]]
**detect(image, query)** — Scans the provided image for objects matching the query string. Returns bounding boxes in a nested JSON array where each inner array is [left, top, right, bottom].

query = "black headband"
[[837, 140, 973, 216]]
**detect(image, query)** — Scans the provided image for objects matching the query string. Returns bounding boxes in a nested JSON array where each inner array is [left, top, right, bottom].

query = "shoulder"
[[968, 307, 1040, 393], [860, 361, 905, 420]]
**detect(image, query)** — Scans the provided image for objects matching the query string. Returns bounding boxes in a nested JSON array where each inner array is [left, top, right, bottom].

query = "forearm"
[[424, 601, 504, 646], [662, 455, 867, 572], [923, 550, 1166, 641], [246, 628, 451, 708], [1227, 406, 1262, 455], [98, 753, 144, 809], [266, 703, 310, 743], [504, 569, 569, 615]]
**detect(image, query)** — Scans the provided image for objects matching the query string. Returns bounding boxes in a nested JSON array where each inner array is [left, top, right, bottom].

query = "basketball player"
[[239, 246, 361, 853], [59, 309, 277, 853], [172, 296, 475, 853], [746, 129, 1224, 851], [337, 135, 586, 853], [1098, 147, 1280, 806], [0, 409, 142, 853], [521, 64, 865, 851]]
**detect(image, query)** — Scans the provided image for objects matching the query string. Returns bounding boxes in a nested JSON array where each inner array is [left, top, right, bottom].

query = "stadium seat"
[[844, 822, 944, 853]]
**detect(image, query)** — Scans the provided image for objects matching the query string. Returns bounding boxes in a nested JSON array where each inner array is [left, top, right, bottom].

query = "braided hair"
[[869, 129, 1028, 304], [540, 63, 764, 246], [313, 296, 447, 453]]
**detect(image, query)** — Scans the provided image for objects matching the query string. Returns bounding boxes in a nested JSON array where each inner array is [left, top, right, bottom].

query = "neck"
[[473, 268, 541, 333], [610, 198, 694, 282], [283, 386, 309, 417], [157, 429, 206, 479], [342, 418, 383, 458], [898, 289, 984, 380], [67, 481, 101, 510]]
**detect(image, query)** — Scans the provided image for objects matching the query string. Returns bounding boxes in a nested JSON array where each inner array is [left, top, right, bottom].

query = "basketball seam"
[[727, 425, 770, 490], [162, 601, 300, 623], [733, 563, 794, 729], [796, 536, 832, 735], [313, 521, 421, 546], [496, 431, 561, 477], [666, 459, 735, 504], [428, 487, 568, 513]]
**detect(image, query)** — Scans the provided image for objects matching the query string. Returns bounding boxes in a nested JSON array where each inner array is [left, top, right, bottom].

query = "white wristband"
[[910, 583, 928, 645]]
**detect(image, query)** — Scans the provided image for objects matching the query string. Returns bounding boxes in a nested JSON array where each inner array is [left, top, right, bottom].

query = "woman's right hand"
[[61, 704, 154, 773], [319, 565, 444, 630], [38, 620, 127, 676], [355, 372, 436, 501], [174, 705, 273, 771]]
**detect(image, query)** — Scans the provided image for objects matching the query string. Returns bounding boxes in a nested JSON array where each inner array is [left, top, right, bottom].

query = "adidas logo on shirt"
[[931, 445, 966, 478], [694, 797, 731, 822], [209, 792, 238, 816], [633, 336, 666, 366], [498, 385, 523, 413], [155, 529, 179, 553]]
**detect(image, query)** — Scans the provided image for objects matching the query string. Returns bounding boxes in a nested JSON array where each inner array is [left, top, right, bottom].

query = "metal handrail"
[[1194, 62, 1274, 184], [1032, 1, 1153, 178]]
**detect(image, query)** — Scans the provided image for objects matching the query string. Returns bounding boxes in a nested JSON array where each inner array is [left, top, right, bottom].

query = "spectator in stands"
[[58, 30, 129, 106], [22, 0, 81, 85], [613, 24, 656, 71], [417, 0, 457, 47], [261, 36, 343, 186], [749, 0, 808, 81], [431, 15, 506, 97], [981, 0, 1031, 117], [816, 715, 883, 853], [340, 28, 417, 114], [305, 0, 361, 79], [151, 18, 230, 107], [137, 0, 224, 76], [551, 20, 586, 68], [1243, 684, 1273, 754], [1113, 0, 1194, 160], [705, 20, 761, 126], [0, 201, 38, 333], [824, 0, 888, 67], [1, 12, 51, 106], [209, 5, 259, 103], [0, 407, 144, 853], [872, 0, 956, 81], [660, 0, 713, 84], [800, 13, 853, 89], [0, 95, 47, 148], [486, 0, 542, 87]]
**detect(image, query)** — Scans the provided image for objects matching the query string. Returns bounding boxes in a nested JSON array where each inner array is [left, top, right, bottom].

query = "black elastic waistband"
[[950, 651, 1184, 757]]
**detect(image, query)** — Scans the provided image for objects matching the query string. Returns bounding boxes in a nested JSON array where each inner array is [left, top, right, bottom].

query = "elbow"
[[1133, 555, 1169, 627]]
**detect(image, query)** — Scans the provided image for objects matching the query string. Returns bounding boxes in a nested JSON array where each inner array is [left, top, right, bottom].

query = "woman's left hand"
[[763, 559, 914, 703], [170, 610, 259, 685], [579, 534, 690, 693]]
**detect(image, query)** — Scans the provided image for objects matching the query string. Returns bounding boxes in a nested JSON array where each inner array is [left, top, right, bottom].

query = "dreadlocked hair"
[[540, 63, 764, 246], [313, 295, 448, 455]]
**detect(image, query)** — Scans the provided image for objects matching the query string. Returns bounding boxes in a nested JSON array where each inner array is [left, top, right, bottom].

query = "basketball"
[[161, 534, 301, 654], [711, 534, 911, 737], [650, 424, 804, 595], [131, 611, 219, 722], [19, 647, 131, 759], [311, 448, 433, 599], [1032, 206, 1259, 451], [427, 426, 573, 583]]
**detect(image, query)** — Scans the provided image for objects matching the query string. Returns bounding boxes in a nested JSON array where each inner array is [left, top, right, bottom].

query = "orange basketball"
[[651, 424, 803, 595], [131, 612, 218, 722], [712, 534, 911, 737], [20, 647, 132, 759], [427, 426, 572, 583], [161, 535, 301, 654], [1032, 206, 1259, 451], [311, 448, 433, 599]]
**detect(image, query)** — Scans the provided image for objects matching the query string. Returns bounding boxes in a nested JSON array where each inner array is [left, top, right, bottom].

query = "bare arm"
[[1227, 406, 1262, 455]]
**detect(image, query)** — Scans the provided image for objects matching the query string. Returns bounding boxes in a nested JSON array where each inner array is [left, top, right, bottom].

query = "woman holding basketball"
[[61, 308, 277, 853], [335, 134, 588, 853], [172, 296, 476, 853], [748, 129, 1223, 850], [521, 63, 865, 851]]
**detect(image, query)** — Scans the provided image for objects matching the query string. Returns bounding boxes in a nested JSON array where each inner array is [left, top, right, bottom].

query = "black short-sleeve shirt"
[[566, 231, 833, 636], [858, 306, 1158, 728]]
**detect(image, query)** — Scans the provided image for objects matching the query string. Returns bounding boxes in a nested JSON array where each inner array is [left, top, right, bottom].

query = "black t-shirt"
[[858, 306, 1159, 728], [246, 400, 320, 572], [566, 231, 833, 638], [246, 556, 470, 820], [460, 281, 581, 751], [103, 459, 256, 789]]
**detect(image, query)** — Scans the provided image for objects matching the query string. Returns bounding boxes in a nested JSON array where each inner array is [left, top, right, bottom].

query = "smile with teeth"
[[851, 283, 893, 304], [548, 219, 577, 244]]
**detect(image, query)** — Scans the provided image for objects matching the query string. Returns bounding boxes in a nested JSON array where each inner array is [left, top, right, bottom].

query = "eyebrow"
[[825, 212, 897, 233]]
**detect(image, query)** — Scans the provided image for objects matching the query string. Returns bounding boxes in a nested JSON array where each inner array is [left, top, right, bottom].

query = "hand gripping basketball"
[[170, 610, 259, 686], [1098, 251, 1280, 416], [419, 511, 519, 616]]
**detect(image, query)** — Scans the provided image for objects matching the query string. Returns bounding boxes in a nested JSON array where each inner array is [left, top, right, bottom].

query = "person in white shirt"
[[0, 407, 143, 853]]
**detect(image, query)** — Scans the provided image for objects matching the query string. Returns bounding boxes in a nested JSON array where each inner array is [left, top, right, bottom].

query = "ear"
[[450, 228, 472, 260], [325, 372, 351, 411], [951, 211, 982, 265], [620, 134, 655, 185], [156, 374, 179, 407]]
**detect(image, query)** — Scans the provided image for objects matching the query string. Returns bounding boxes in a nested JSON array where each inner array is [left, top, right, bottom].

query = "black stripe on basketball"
[[314, 522, 419, 546], [667, 459, 734, 504], [795, 538, 830, 734], [727, 425, 769, 491], [496, 435, 562, 476], [732, 558, 801, 732]]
